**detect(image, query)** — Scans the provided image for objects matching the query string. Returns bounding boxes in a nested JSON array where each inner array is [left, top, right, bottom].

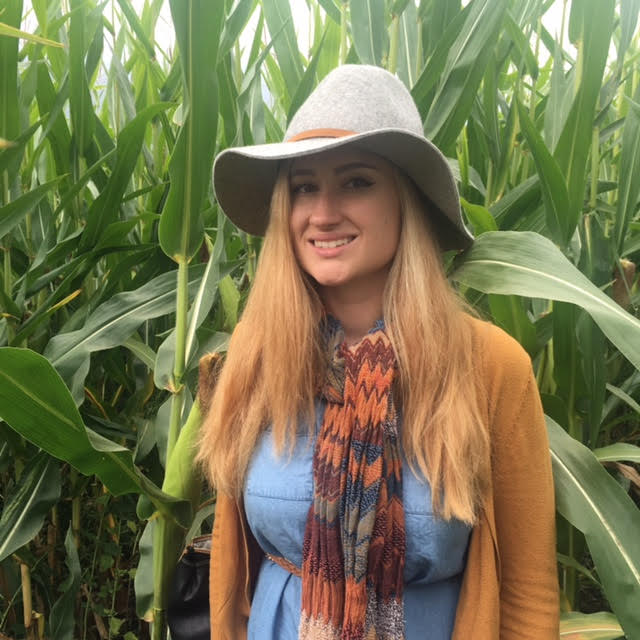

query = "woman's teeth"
[[313, 238, 352, 248]]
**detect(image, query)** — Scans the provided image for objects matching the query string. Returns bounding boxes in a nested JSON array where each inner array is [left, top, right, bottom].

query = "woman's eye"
[[290, 182, 316, 195], [344, 177, 373, 189]]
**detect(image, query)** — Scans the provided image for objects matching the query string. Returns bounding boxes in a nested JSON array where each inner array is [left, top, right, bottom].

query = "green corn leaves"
[[0, 0, 21, 150], [549, 417, 640, 637], [424, 0, 507, 153], [517, 101, 571, 245], [0, 1, 639, 637], [158, 2, 223, 263], [44, 265, 206, 403], [48, 528, 82, 640], [594, 443, 640, 463], [0, 452, 60, 563], [350, 0, 389, 66], [0, 178, 63, 238], [559, 612, 624, 639], [263, 0, 304, 101], [452, 231, 640, 371], [69, 0, 96, 157], [613, 88, 640, 255], [0, 348, 192, 527], [80, 103, 171, 250], [554, 0, 615, 244]]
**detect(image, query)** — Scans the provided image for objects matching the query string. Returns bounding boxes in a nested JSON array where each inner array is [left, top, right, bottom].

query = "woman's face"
[[288, 148, 401, 301]]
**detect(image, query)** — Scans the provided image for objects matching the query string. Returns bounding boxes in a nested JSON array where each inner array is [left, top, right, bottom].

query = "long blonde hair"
[[197, 164, 489, 523]]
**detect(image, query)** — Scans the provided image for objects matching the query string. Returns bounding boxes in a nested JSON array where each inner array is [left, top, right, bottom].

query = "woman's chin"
[[310, 271, 351, 289]]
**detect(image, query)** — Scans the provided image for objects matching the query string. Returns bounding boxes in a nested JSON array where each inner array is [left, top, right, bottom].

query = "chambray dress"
[[243, 403, 471, 639]]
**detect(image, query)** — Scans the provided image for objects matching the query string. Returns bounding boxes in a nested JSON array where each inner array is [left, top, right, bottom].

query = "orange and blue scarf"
[[299, 319, 406, 639]]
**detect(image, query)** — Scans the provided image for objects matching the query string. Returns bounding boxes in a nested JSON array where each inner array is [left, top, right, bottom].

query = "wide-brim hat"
[[213, 64, 473, 251]]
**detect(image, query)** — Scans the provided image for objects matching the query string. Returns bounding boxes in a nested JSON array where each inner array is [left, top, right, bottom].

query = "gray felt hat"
[[213, 64, 473, 250]]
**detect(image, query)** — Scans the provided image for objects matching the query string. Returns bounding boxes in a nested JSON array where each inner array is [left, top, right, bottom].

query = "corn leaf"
[[35, 65, 72, 176], [593, 443, 640, 464], [516, 100, 570, 244], [69, 0, 95, 155], [543, 39, 574, 152], [48, 527, 81, 640], [349, 0, 388, 66], [503, 10, 538, 79], [619, 0, 640, 65], [287, 25, 328, 123], [0, 21, 63, 47], [548, 417, 640, 639], [44, 265, 206, 404], [424, 0, 507, 153], [411, 5, 470, 114], [134, 521, 154, 620], [460, 198, 497, 234], [153, 236, 228, 391], [262, 0, 304, 101], [159, 1, 222, 262], [0, 451, 60, 563], [218, 0, 257, 60], [396, 0, 418, 88], [577, 215, 610, 445], [79, 102, 170, 250], [559, 611, 623, 639], [487, 294, 538, 357], [115, 0, 156, 59], [0, 178, 63, 238], [0, 1, 21, 151], [554, 0, 614, 243], [0, 348, 192, 527], [613, 90, 640, 255], [451, 231, 640, 372], [604, 383, 640, 417], [219, 274, 240, 332], [553, 302, 586, 436]]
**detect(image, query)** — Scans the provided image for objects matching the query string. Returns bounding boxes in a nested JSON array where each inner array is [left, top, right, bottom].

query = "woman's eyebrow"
[[290, 168, 315, 177], [334, 162, 378, 174]]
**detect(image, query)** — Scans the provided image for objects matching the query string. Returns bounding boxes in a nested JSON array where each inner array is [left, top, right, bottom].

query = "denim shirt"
[[244, 402, 470, 639]]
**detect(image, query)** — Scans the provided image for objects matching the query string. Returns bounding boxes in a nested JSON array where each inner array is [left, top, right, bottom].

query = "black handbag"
[[167, 534, 211, 640]]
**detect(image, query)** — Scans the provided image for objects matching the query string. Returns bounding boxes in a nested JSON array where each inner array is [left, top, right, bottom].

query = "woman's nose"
[[308, 189, 342, 227]]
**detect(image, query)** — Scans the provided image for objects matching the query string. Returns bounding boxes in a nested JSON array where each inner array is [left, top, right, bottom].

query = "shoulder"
[[464, 314, 533, 380], [462, 315, 539, 425]]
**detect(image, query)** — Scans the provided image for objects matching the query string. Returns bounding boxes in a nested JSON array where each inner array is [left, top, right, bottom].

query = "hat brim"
[[213, 129, 473, 251]]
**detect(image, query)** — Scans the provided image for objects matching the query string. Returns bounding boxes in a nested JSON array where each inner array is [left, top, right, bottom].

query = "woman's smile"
[[311, 236, 355, 249]]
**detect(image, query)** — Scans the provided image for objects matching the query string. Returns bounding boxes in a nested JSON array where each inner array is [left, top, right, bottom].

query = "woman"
[[197, 65, 558, 639]]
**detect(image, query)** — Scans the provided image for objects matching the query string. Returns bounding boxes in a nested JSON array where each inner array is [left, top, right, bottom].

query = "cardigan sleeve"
[[483, 324, 559, 639]]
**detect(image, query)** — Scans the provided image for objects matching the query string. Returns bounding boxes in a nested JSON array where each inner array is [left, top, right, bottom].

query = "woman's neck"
[[320, 286, 384, 346]]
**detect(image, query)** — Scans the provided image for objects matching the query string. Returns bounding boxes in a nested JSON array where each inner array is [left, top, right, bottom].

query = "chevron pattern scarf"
[[299, 319, 406, 640]]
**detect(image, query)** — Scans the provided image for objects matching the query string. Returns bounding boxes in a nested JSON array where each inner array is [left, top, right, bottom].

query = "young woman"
[[197, 65, 558, 639]]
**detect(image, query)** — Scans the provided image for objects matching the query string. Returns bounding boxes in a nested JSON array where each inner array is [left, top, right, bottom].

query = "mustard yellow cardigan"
[[208, 318, 560, 639]]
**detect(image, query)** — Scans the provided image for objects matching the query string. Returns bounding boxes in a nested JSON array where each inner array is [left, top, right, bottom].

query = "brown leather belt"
[[265, 552, 302, 578]]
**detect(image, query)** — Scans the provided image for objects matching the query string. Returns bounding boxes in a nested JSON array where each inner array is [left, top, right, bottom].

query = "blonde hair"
[[197, 164, 489, 523]]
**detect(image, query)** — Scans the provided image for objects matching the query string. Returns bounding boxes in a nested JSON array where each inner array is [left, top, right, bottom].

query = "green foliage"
[[0, 1, 638, 638], [0, 452, 60, 563], [548, 417, 640, 635]]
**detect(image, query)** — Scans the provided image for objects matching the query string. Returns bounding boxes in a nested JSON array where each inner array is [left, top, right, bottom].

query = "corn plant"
[[0, 0, 638, 639]]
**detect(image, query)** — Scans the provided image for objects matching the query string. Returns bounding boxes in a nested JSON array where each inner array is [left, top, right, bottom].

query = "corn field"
[[0, 0, 639, 638]]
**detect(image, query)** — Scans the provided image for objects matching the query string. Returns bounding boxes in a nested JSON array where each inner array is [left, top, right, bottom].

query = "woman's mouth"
[[312, 237, 355, 249]]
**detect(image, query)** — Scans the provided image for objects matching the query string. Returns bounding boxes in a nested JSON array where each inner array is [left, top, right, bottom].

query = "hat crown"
[[285, 65, 424, 140]]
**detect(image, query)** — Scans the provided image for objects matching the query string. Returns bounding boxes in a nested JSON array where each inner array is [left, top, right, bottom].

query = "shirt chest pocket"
[[245, 429, 314, 501]]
